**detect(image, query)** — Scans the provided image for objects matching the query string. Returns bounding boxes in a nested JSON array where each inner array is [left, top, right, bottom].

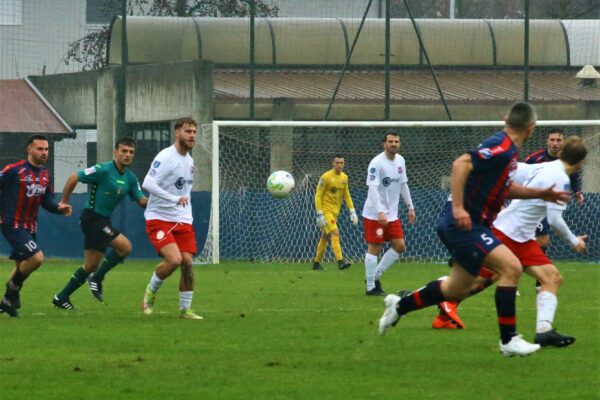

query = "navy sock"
[[398, 280, 444, 316], [495, 286, 517, 344]]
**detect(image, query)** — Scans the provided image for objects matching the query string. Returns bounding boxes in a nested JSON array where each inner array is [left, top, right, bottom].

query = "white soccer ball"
[[267, 170, 295, 199]]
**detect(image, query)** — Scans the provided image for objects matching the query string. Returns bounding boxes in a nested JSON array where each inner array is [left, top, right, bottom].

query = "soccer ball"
[[267, 170, 295, 199]]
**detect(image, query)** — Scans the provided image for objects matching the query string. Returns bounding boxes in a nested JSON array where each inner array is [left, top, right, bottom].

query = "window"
[[0, 0, 23, 26]]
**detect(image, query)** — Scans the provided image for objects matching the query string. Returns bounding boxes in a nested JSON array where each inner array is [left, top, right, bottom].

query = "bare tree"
[[66, 0, 278, 71]]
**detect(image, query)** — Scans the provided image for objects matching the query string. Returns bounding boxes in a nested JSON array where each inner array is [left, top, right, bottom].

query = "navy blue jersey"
[[524, 148, 581, 193], [463, 131, 519, 227], [0, 160, 60, 233]]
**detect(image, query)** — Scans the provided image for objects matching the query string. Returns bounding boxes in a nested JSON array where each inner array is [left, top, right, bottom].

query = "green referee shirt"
[[77, 161, 145, 217]]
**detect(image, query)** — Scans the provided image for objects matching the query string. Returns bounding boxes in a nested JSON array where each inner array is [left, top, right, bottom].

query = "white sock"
[[149, 272, 164, 293], [365, 253, 378, 290], [536, 291, 557, 333], [375, 248, 400, 279], [179, 290, 193, 311]]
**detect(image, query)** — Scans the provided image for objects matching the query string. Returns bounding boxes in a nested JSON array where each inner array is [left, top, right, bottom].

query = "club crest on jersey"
[[478, 148, 493, 159], [152, 161, 161, 168], [83, 166, 96, 175]]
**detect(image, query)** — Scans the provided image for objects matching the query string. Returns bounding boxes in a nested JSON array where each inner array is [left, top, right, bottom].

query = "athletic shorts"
[[145, 220, 197, 255], [437, 219, 502, 277], [363, 218, 404, 244], [323, 211, 339, 234], [0, 225, 40, 261], [535, 218, 550, 237], [492, 227, 551, 267], [79, 209, 120, 252]]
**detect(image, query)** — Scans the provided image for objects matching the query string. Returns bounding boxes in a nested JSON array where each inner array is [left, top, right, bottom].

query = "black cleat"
[[5, 283, 20, 309], [337, 260, 351, 270], [375, 279, 384, 293], [87, 275, 104, 303], [365, 279, 386, 296], [534, 329, 576, 348], [0, 298, 19, 317], [312, 262, 324, 271], [52, 295, 74, 310]]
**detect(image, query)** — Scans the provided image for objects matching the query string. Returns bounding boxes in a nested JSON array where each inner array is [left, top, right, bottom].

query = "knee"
[[545, 271, 563, 288], [116, 239, 132, 257], [165, 254, 183, 268], [31, 251, 45, 267], [393, 242, 405, 253]]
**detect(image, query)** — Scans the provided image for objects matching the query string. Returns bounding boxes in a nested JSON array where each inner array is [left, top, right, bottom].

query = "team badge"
[[369, 168, 376, 173], [149, 169, 157, 176], [397, 166, 403, 174], [478, 148, 493, 159], [376, 228, 384, 237], [156, 230, 165, 240], [369, 175, 376, 181], [152, 161, 161, 168]]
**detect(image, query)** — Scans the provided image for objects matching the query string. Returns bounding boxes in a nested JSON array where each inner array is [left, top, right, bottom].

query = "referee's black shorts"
[[79, 209, 120, 252]]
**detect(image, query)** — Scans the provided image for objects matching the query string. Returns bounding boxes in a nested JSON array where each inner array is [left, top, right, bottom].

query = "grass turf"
[[0, 259, 598, 400]]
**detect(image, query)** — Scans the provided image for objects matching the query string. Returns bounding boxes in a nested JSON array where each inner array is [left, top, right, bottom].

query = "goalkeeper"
[[313, 155, 358, 270]]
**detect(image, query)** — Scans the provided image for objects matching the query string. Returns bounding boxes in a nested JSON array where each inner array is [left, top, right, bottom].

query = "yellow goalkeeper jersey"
[[315, 169, 355, 215]]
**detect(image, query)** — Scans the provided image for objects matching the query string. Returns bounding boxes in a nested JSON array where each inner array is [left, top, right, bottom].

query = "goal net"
[[197, 120, 600, 264]]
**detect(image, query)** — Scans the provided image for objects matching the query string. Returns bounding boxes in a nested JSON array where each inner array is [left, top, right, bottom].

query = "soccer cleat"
[[87, 275, 104, 303], [337, 260, 351, 270], [142, 285, 156, 315], [534, 329, 576, 348], [437, 301, 465, 329], [5, 283, 20, 309], [0, 298, 19, 317], [432, 314, 460, 329], [179, 309, 204, 320], [366, 286, 385, 296], [499, 334, 541, 356], [378, 294, 401, 335], [52, 295, 74, 310], [312, 261, 323, 271]]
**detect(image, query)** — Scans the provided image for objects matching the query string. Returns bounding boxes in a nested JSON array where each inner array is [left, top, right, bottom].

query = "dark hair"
[[506, 102, 537, 130], [382, 131, 400, 143], [560, 136, 587, 165], [27, 134, 48, 146], [115, 137, 136, 149], [547, 128, 565, 137], [174, 117, 197, 130], [332, 154, 344, 161]]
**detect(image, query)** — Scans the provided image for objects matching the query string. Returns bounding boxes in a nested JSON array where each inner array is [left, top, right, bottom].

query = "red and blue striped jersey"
[[524, 148, 581, 193], [464, 131, 519, 227], [0, 160, 60, 233]]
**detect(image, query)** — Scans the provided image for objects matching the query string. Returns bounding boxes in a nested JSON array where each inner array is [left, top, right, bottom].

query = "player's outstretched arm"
[[508, 183, 571, 204], [60, 173, 80, 204]]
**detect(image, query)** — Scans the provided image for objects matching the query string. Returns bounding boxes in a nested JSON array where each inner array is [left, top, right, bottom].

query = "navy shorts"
[[535, 218, 550, 237], [437, 218, 503, 276], [0, 225, 41, 261]]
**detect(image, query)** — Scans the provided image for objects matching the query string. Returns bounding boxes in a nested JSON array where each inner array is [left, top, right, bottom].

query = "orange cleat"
[[432, 314, 459, 329], [437, 301, 465, 329]]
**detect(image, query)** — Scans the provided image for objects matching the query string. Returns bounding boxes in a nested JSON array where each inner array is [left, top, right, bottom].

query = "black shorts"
[[79, 209, 120, 252]]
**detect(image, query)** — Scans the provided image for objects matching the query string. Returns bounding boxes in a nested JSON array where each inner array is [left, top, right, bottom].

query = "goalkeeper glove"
[[316, 212, 326, 229], [349, 209, 358, 225]]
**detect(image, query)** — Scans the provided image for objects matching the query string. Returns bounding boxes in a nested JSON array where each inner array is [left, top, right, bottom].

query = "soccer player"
[[141, 117, 202, 320], [377, 102, 571, 356], [431, 139, 587, 348], [524, 129, 583, 252], [362, 132, 416, 295], [0, 134, 72, 317], [51, 137, 147, 309], [312, 155, 358, 271]]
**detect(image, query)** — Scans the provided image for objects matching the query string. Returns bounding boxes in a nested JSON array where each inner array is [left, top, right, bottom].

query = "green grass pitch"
[[0, 259, 598, 400]]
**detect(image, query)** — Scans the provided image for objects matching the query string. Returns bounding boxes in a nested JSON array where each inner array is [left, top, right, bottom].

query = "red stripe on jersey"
[[22, 169, 37, 230], [1, 160, 26, 174], [498, 316, 516, 325], [524, 149, 545, 163], [413, 291, 424, 308], [12, 164, 28, 229]]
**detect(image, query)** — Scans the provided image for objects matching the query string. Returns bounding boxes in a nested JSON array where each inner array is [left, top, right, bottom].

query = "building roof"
[[0, 79, 73, 134], [214, 70, 600, 103]]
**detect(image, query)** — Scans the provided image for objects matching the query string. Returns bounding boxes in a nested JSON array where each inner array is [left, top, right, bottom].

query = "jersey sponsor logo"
[[330, 187, 338, 193], [369, 167, 376, 173], [149, 169, 157, 176], [83, 166, 97, 175], [564, 183, 571, 191], [175, 177, 186, 189], [152, 161, 161, 168], [26, 183, 47, 197], [369, 175, 376, 181]]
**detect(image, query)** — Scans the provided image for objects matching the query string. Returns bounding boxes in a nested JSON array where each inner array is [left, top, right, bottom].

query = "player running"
[[141, 117, 202, 319], [312, 155, 358, 271], [52, 137, 147, 309], [0, 135, 72, 317]]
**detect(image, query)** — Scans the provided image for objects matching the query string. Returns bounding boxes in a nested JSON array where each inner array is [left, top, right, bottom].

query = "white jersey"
[[493, 160, 568, 242], [143, 145, 194, 224], [362, 152, 408, 221]]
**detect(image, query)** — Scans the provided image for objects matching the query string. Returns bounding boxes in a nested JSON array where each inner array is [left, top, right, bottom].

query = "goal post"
[[197, 120, 600, 265]]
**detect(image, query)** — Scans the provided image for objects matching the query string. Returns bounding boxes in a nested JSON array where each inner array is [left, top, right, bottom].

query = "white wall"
[[274, 0, 381, 18], [0, 0, 90, 79]]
